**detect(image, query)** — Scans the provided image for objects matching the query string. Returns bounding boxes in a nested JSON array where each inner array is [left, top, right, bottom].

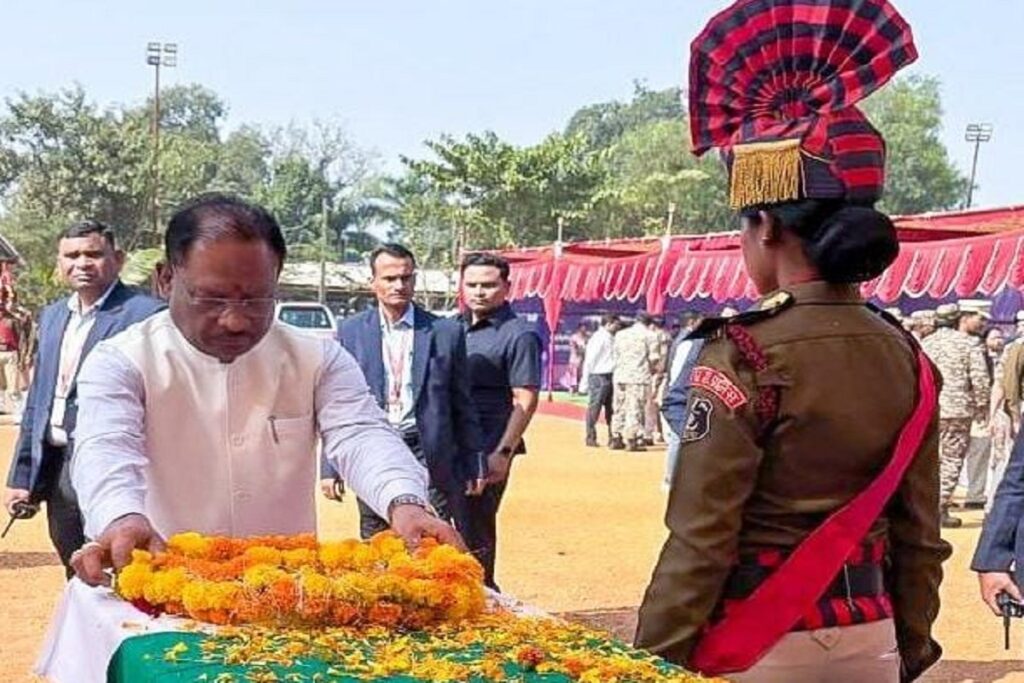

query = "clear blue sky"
[[1, 1, 1020, 208]]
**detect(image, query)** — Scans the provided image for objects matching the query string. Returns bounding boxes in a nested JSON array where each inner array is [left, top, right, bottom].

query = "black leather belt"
[[723, 563, 885, 601]]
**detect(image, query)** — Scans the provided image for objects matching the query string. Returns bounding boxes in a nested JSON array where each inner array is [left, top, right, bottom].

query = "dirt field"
[[2, 415, 1023, 682]]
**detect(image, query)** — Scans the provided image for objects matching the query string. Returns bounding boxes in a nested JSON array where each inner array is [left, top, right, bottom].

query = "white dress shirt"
[[583, 327, 616, 376], [48, 281, 118, 446], [72, 330, 428, 539], [380, 304, 416, 431], [668, 337, 698, 395]]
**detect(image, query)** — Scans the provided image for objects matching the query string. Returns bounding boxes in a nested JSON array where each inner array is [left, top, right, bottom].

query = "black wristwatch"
[[387, 494, 429, 521]]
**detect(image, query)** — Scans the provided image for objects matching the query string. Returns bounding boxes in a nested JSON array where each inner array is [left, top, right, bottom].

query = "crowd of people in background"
[[571, 298, 1024, 517]]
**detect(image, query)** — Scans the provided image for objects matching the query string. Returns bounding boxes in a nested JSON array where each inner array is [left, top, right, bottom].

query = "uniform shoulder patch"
[[691, 366, 748, 410], [682, 396, 713, 443]]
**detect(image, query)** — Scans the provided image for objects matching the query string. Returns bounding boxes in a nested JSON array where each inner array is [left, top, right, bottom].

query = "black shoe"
[[644, 438, 656, 447], [609, 436, 626, 450], [627, 438, 646, 452], [963, 501, 986, 511], [941, 510, 963, 529], [585, 438, 599, 448]]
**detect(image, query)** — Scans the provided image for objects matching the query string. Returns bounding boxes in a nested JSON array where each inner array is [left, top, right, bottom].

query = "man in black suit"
[[3, 220, 164, 576], [321, 243, 486, 538]]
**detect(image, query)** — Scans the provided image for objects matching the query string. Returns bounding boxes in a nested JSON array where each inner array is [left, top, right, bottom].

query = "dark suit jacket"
[[321, 305, 485, 494], [973, 429, 1024, 587], [6, 281, 165, 494]]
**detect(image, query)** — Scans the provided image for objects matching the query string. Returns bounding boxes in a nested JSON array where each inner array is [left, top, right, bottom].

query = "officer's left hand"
[[389, 504, 466, 551]]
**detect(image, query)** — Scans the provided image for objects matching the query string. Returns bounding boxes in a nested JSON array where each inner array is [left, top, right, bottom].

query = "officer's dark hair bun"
[[743, 200, 899, 284]]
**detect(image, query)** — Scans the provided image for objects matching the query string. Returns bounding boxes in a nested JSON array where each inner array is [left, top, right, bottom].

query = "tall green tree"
[[0, 86, 152, 303], [398, 131, 607, 252], [861, 75, 970, 215], [256, 120, 380, 263], [566, 81, 683, 151], [592, 120, 732, 235], [0, 86, 379, 307]]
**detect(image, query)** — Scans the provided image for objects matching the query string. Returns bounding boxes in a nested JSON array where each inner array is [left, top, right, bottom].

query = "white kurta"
[[71, 310, 428, 539]]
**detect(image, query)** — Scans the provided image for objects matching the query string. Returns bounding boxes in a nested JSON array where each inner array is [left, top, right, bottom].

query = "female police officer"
[[634, 2, 951, 681]]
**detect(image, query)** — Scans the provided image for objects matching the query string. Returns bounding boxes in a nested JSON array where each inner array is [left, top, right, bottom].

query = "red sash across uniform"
[[689, 348, 937, 675]]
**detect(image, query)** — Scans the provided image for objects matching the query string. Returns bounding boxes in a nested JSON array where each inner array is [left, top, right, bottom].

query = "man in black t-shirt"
[[457, 253, 541, 590]]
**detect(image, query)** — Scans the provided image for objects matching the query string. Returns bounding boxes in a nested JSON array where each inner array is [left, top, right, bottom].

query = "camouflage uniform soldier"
[[1000, 311, 1024, 421], [921, 302, 990, 527], [612, 314, 659, 451], [645, 318, 672, 444], [909, 310, 936, 341]]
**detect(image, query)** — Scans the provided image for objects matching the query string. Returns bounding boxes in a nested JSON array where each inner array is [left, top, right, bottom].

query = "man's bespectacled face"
[[164, 237, 280, 363]]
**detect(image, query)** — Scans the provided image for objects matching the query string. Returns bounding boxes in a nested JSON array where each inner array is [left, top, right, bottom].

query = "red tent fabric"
[[491, 206, 1024, 322]]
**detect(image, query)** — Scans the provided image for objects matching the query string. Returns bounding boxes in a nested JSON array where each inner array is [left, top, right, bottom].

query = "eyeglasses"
[[180, 287, 276, 319]]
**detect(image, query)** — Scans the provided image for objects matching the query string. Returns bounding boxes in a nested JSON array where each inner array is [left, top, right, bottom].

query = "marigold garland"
[[117, 531, 717, 681], [115, 531, 486, 628]]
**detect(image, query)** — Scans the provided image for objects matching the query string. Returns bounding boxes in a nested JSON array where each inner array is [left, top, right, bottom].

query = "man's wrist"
[[90, 501, 147, 540], [387, 494, 429, 522], [496, 445, 514, 459]]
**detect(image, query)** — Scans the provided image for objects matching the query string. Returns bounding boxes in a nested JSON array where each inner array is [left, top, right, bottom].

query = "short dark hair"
[[636, 313, 653, 326], [600, 314, 619, 327], [679, 311, 701, 326], [61, 219, 117, 250], [369, 243, 417, 275], [165, 193, 287, 267], [460, 252, 510, 281]]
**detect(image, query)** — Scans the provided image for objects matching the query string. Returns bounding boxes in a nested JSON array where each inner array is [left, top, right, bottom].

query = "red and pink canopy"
[[489, 205, 1024, 337]]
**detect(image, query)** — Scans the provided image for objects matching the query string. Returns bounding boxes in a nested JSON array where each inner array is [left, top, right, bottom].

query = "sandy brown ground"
[[2, 415, 1023, 681]]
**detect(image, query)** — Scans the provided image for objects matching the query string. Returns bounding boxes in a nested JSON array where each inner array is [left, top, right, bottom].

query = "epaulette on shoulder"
[[866, 302, 900, 328], [688, 291, 795, 340]]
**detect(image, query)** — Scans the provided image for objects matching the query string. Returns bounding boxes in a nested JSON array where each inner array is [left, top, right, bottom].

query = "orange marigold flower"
[[516, 645, 546, 670], [368, 601, 403, 628]]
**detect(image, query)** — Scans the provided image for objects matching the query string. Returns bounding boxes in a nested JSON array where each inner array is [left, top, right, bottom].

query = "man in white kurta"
[[67, 193, 456, 585], [72, 311, 428, 541]]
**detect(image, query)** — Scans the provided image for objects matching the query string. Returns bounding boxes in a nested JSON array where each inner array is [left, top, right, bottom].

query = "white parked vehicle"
[[275, 301, 337, 341]]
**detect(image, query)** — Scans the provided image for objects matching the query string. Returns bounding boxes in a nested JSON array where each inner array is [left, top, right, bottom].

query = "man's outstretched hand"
[[389, 504, 466, 551], [71, 513, 165, 587]]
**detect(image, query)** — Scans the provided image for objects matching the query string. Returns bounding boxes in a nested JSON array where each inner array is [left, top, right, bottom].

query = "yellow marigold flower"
[[299, 571, 332, 598], [280, 548, 317, 570], [241, 546, 282, 568], [385, 551, 414, 574], [130, 548, 153, 565], [349, 543, 381, 572], [167, 531, 212, 558], [331, 573, 376, 604], [318, 539, 360, 571], [243, 564, 287, 590], [115, 562, 153, 600], [368, 531, 405, 561], [143, 566, 188, 605]]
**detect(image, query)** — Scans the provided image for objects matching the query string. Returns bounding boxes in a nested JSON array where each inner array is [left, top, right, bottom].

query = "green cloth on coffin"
[[108, 631, 688, 682]]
